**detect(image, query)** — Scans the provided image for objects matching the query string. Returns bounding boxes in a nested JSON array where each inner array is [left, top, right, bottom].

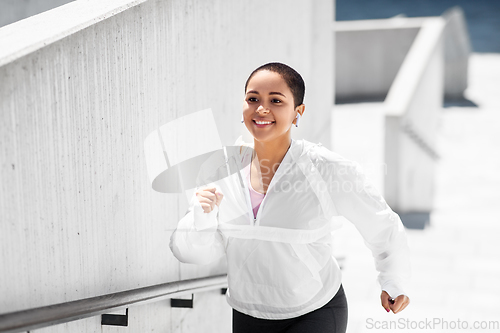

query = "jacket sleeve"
[[317, 149, 411, 298], [169, 190, 226, 265]]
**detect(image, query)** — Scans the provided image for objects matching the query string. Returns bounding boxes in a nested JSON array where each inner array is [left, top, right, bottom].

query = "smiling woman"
[[241, 63, 306, 195], [169, 62, 411, 333]]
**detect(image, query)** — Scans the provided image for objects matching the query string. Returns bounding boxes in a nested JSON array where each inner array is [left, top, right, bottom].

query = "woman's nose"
[[256, 105, 269, 114]]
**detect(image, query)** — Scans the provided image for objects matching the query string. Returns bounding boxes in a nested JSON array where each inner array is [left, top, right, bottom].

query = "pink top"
[[248, 172, 265, 219]]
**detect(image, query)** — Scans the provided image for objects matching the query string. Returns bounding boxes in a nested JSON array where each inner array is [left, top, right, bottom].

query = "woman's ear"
[[297, 104, 305, 116]]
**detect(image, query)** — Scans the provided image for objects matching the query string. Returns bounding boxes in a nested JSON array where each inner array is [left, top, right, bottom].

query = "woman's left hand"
[[381, 290, 410, 314]]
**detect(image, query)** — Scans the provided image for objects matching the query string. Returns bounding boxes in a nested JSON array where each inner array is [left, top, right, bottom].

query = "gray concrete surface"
[[0, 0, 75, 27], [0, 0, 334, 331], [334, 53, 500, 332], [335, 21, 419, 102]]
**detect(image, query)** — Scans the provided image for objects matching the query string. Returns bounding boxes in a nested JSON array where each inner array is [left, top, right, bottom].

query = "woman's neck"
[[252, 135, 292, 172]]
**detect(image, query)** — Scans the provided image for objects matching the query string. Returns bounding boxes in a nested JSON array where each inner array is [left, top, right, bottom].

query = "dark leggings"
[[232, 284, 348, 333]]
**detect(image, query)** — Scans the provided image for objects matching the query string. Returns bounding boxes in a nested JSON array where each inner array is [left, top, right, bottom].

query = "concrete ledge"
[[336, 8, 470, 102], [385, 18, 446, 116], [0, 0, 147, 67], [335, 24, 419, 99], [335, 17, 425, 32]]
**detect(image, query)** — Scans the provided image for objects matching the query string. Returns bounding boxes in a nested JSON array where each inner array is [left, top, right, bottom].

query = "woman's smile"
[[253, 119, 276, 128]]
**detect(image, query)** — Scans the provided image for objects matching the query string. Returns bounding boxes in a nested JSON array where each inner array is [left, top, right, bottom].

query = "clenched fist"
[[381, 290, 410, 314], [196, 187, 224, 213]]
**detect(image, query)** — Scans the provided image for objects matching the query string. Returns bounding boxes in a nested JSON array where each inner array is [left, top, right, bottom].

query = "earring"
[[295, 114, 301, 127], [241, 115, 244, 123]]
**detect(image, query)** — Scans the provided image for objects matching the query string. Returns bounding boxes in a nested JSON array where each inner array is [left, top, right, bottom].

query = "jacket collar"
[[233, 136, 307, 192]]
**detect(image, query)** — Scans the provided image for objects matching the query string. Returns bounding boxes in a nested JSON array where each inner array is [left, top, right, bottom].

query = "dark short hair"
[[244, 62, 305, 108]]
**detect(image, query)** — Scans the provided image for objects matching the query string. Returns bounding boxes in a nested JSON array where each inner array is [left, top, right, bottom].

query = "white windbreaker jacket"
[[169, 137, 411, 320]]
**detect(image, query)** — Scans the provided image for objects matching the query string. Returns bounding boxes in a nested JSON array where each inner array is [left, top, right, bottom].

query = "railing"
[[384, 17, 446, 225], [0, 274, 227, 333]]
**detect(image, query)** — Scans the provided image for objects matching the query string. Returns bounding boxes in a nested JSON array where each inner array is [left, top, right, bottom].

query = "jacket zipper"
[[248, 163, 273, 226], [248, 140, 295, 226], [242, 165, 270, 226], [241, 168, 257, 226], [243, 139, 294, 226], [253, 189, 269, 226]]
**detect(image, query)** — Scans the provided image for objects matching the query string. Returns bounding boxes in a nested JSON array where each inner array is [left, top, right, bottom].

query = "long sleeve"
[[316, 148, 411, 298], [169, 190, 226, 265]]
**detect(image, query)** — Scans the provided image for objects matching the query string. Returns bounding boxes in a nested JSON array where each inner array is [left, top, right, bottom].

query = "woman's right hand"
[[195, 187, 224, 213]]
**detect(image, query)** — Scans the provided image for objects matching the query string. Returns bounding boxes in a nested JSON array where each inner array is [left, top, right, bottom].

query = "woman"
[[170, 62, 411, 333]]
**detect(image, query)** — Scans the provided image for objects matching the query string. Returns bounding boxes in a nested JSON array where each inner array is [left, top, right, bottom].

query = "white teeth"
[[255, 121, 273, 125]]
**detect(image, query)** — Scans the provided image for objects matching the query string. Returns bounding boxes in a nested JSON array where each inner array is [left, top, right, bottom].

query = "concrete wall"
[[335, 12, 469, 103], [335, 19, 420, 103], [0, 0, 75, 27], [0, 0, 334, 331]]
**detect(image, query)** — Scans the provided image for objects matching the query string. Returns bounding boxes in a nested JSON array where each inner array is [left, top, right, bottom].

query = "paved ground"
[[332, 53, 500, 332]]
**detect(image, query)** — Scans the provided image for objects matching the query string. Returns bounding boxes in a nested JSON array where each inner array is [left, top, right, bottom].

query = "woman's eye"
[[247, 97, 258, 102], [272, 99, 282, 103]]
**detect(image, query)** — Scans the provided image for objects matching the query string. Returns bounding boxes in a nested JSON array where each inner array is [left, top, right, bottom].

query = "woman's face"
[[242, 70, 300, 144]]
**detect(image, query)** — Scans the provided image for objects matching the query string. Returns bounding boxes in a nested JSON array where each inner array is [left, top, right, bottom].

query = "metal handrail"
[[0, 274, 227, 333]]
